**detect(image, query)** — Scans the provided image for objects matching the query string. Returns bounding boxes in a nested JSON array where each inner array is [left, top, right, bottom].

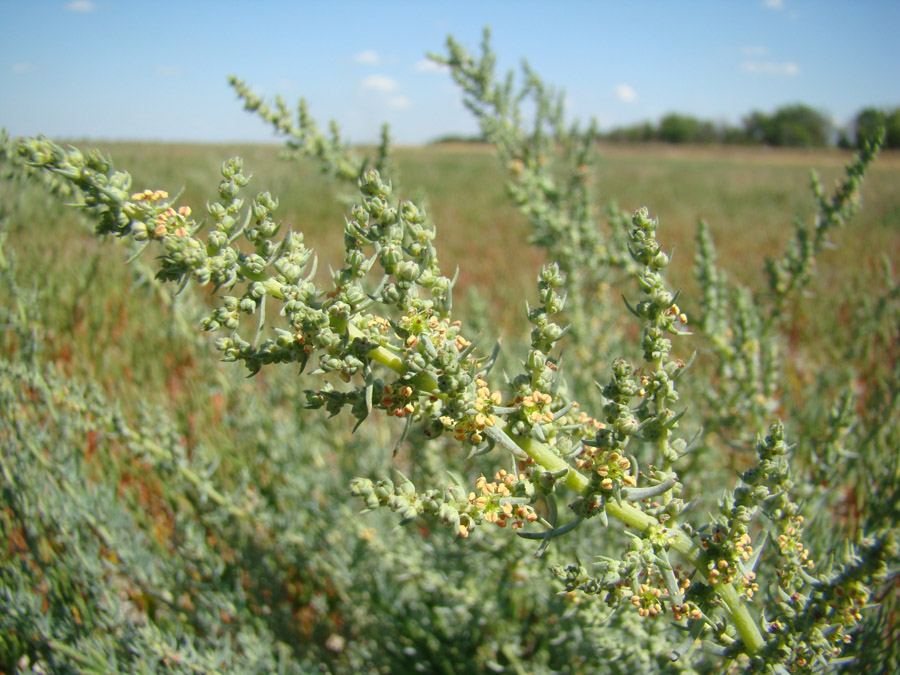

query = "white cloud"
[[741, 60, 799, 75], [414, 59, 448, 73], [741, 45, 768, 57], [11, 62, 36, 74], [388, 96, 411, 110], [763, 0, 784, 9], [66, 1, 96, 11], [354, 50, 380, 65], [361, 75, 398, 93], [615, 84, 637, 103]]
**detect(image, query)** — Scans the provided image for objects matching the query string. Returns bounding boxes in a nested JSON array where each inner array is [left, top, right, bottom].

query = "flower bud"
[[193, 266, 211, 286], [219, 179, 239, 200], [344, 249, 369, 272], [374, 480, 394, 500], [396, 260, 420, 282], [381, 283, 401, 304], [400, 201, 424, 224], [207, 202, 226, 218], [243, 254, 266, 276], [248, 282, 266, 300], [614, 413, 639, 436], [379, 245, 402, 268], [359, 168, 390, 197], [650, 250, 670, 270], [349, 477, 374, 497], [367, 197, 386, 218], [351, 204, 369, 225], [132, 222, 149, 241], [539, 263, 565, 287]]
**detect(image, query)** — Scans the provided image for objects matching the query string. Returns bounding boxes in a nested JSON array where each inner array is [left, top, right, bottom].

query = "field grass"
[[50, 141, 900, 337], [44, 139, 900, 304]]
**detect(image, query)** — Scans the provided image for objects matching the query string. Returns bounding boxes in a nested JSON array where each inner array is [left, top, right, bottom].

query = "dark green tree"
[[766, 104, 832, 147], [657, 113, 721, 144], [853, 107, 887, 148], [743, 105, 831, 147], [741, 110, 771, 145], [885, 108, 900, 148]]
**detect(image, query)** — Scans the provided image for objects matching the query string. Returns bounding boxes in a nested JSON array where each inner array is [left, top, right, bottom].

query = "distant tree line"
[[602, 104, 900, 149], [429, 133, 488, 145]]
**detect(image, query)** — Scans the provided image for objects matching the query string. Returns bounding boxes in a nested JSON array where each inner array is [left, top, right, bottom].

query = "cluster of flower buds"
[[350, 469, 537, 540]]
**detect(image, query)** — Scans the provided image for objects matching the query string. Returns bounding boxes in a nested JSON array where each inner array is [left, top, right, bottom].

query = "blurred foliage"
[[846, 107, 900, 149], [602, 103, 900, 149]]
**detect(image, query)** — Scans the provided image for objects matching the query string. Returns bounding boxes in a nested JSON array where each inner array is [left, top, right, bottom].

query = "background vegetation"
[[599, 104, 900, 149]]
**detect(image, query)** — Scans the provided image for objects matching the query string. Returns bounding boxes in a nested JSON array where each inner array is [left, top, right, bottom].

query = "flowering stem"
[[356, 318, 765, 655], [514, 427, 762, 654]]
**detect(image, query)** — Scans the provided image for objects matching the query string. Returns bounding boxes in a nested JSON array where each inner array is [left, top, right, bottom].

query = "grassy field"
[[20, 139, 900, 343], [36, 139, 900, 309]]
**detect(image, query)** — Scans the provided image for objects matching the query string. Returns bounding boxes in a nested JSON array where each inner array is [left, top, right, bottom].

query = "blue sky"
[[2, 1, 898, 144]]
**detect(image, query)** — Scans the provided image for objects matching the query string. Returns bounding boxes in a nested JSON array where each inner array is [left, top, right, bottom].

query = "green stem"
[[260, 274, 763, 653], [652, 354, 676, 506], [358, 327, 765, 655], [511, 426, 762, 653]]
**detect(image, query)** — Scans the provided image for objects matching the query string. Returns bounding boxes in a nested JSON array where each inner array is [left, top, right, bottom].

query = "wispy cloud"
[[360, 75, 398, 93], [741, 45, 768, 57], [763, 0, 784, 9], [414, 59, 447, 73], [11, 62, 36, 74], [615, 84, 637, 103], [359, 75, 410, 108], [388, 96, 411, 110], [66, 1, 96, 12], [354, 50, 380, 65], [741, 60, 799, 75]]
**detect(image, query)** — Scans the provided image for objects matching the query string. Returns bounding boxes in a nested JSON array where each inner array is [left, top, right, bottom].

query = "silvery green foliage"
[[0, 139, 698, 672], [2, 30, 898, 674], [0, 221, 654, 673], [228, 75, 392, 185], [693, 138, 884, 440], [429, 30, 638, 412]]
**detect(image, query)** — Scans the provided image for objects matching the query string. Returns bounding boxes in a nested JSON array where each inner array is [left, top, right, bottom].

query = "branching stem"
[[355, 312, 765, 654]]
